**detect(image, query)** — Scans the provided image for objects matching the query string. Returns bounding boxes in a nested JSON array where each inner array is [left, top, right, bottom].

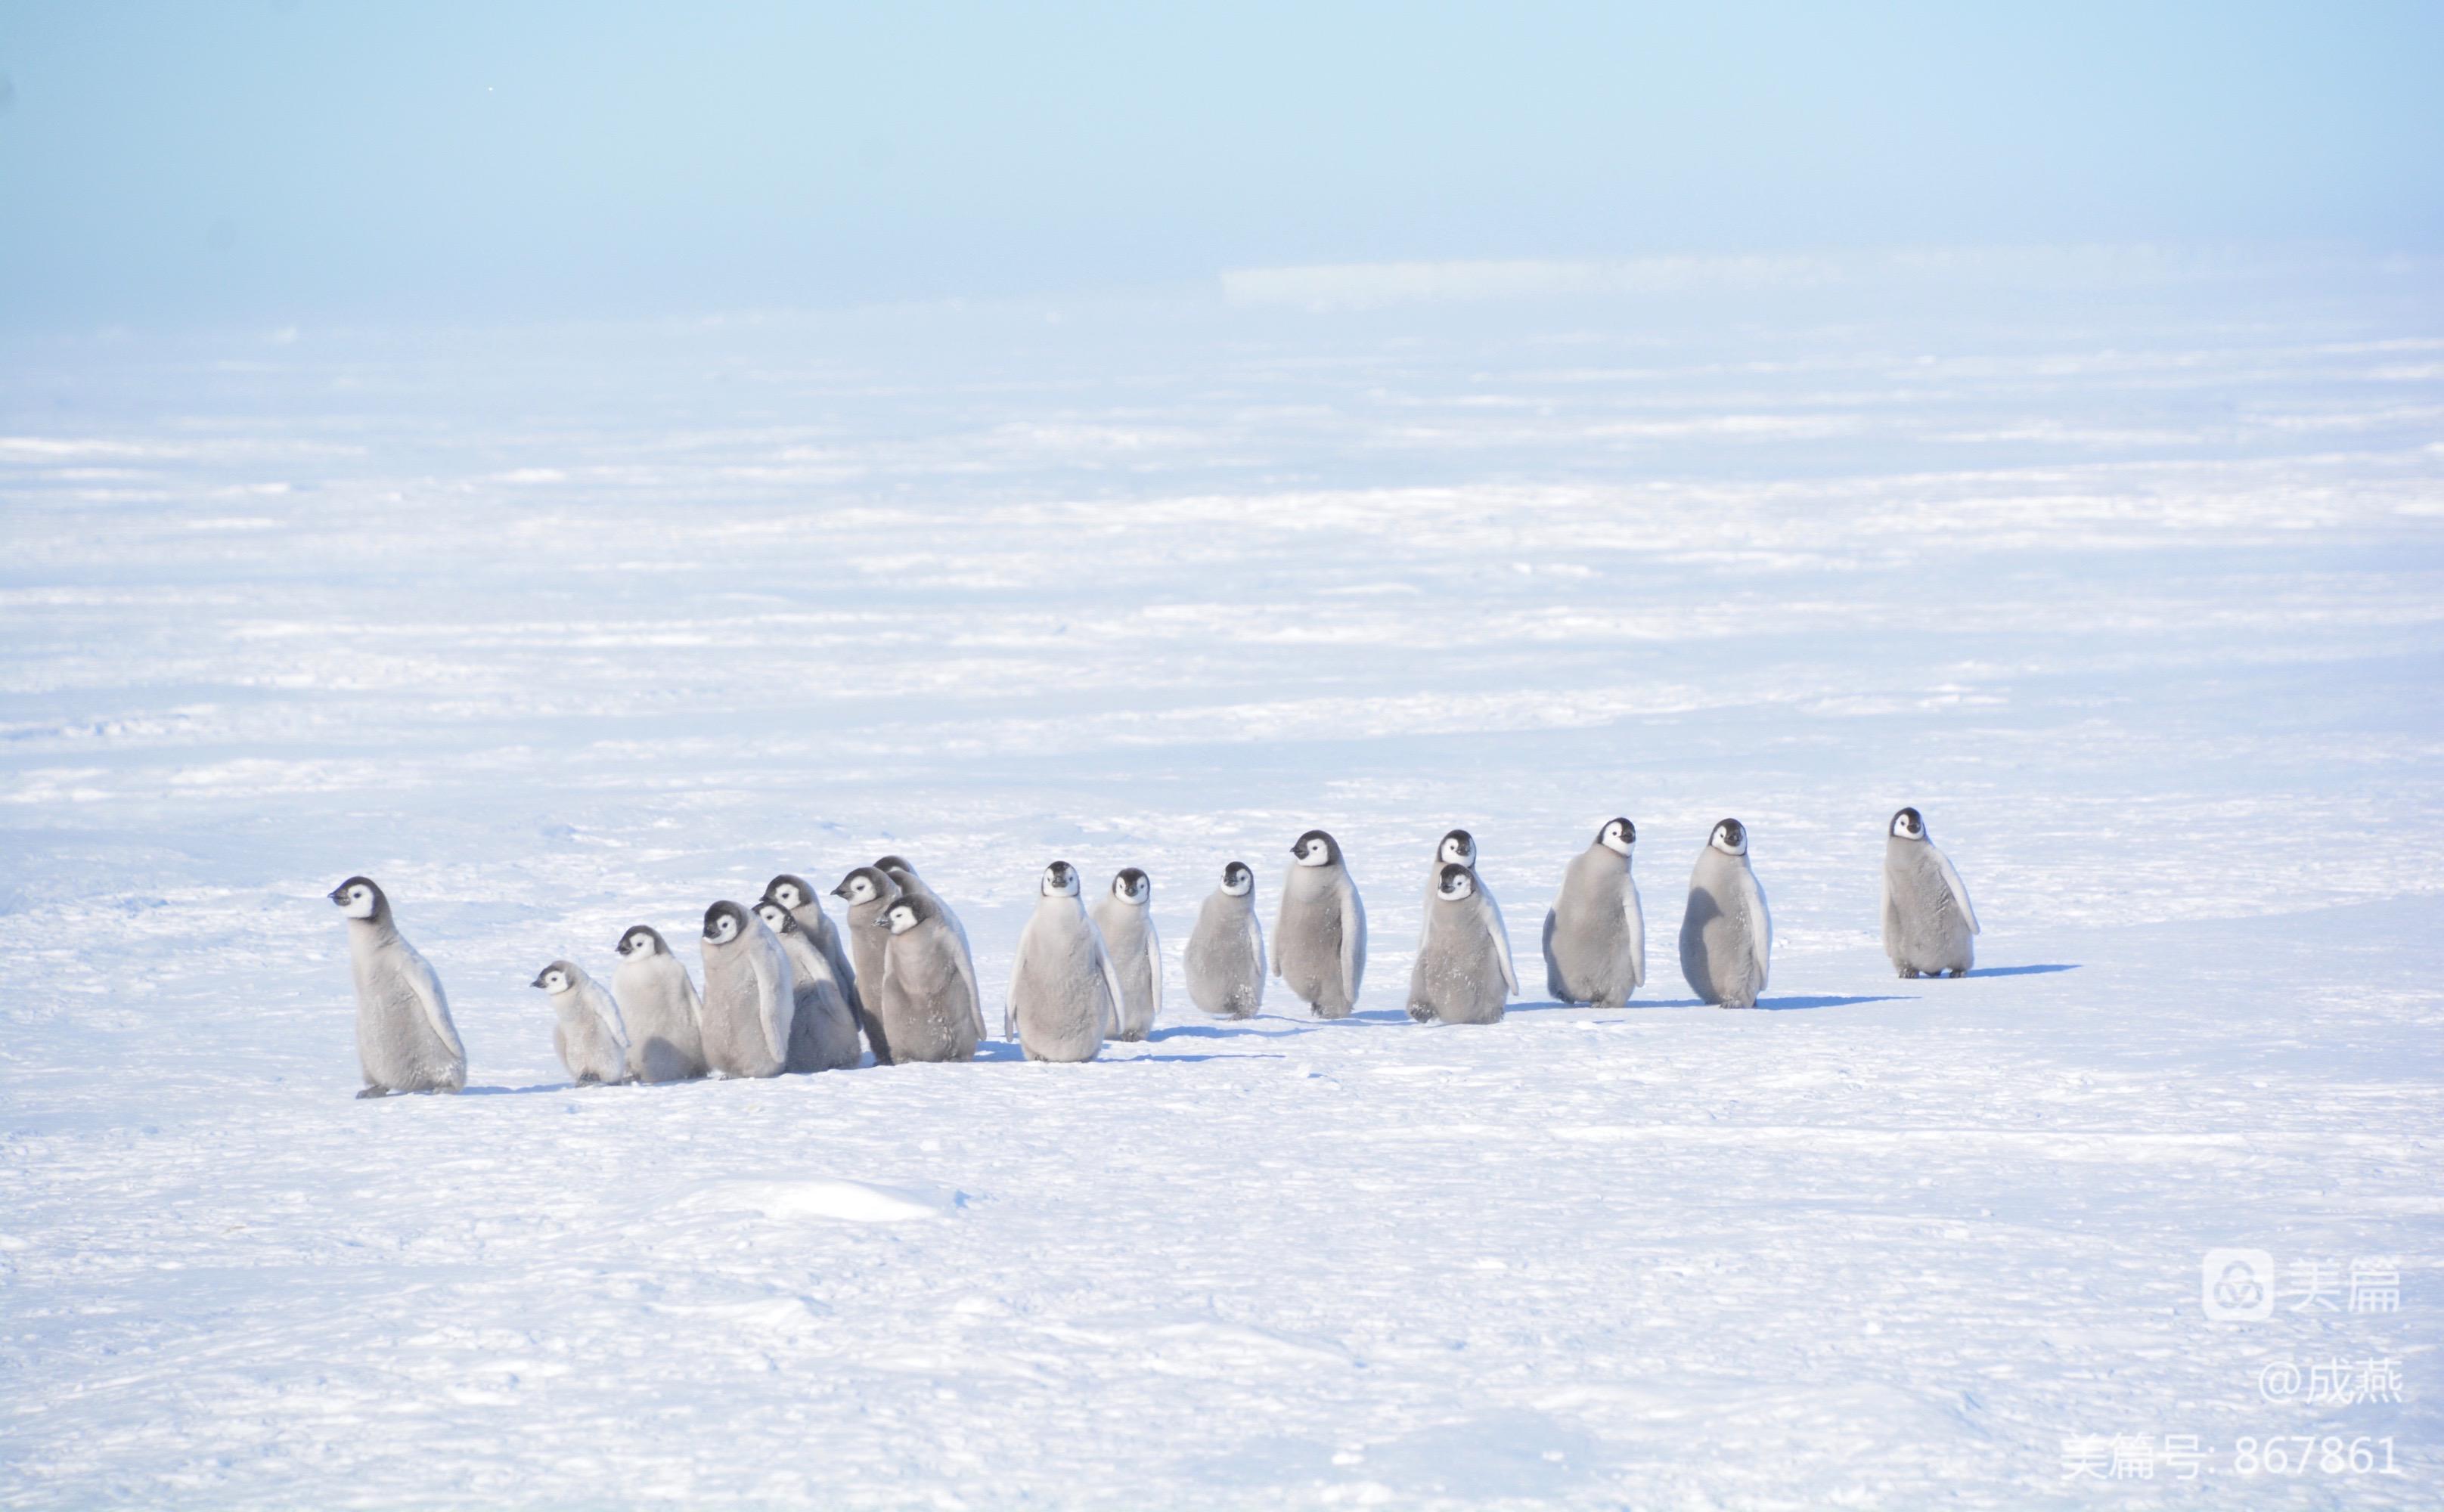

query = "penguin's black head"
[[1599, 817, 1636, 854], [882, 894, 937, 934], [532, 959, 578, 992], [1113, 866, 1151, 903], [1438, 829, 1475, 866], [702, 900, 749, 943], [1220, 861, 1254, 897], [1890, 807, 1925, 840], [328, 875, 386, 922], [764, 873, 813, 909], [616, 924, 665, 958], [1435, 863, 1476, 900], [753, 899, 799, 936], [1041, 860, 1079, 897], [873, 854, 913, 876], [1292, 829, 1338, 867], [832, 866, 898, 906], [1710, 818, 1748, 856]]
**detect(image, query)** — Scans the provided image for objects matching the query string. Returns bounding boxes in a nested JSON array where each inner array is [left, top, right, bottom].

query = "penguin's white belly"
[[355, 973, 459, 1092], [1545, 885, 1636, 1007], [701, 971, 783, 1078], [1409, 924, 1506, 1024], [1887, 859, 1974, 974], [1277, 885, 1352, 1017], [1013, 936, 1109, 1064], [1185, 906, 1261, 1018], [1679, 885, 1765, 1008]]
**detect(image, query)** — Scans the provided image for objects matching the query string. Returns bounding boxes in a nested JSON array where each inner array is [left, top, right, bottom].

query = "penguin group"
[[330, 807, 1980, 1096]]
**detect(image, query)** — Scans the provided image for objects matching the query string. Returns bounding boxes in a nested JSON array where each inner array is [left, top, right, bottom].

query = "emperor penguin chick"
[[830, 866, 901, 1057], [1089, 867, 1162, 1041], [754, 899, 864, 1071], [697, 901, 794, 1078], [531, 959, 631, 1085], [1407, 863, 1517, 1024], [1275, 829, 1367, 1018], [1008, 860, 1124, 1062], [873, 894, 982, 1063], [1679, 819, 1771, 1009], [612, 925, 708, 1083], [1184, 860, 1266, 1019], [328, 876, 467, 1097], [1882, 806, 1979, 978], [1543, 818, 1645, 1009], [762, 873, 861, 1022], [876, 857, 986, 1041]]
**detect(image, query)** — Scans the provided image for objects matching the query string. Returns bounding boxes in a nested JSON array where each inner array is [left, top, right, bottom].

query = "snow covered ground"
[[3, 249, 2439, 1507]]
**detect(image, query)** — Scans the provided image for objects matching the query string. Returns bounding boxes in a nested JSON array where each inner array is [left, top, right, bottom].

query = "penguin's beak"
[[326, 886, 346, 906], [529, 971, 549, 989]]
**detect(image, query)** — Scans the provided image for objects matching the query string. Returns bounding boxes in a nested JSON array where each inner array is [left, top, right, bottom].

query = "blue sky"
[[2, 2, 2437, 331]]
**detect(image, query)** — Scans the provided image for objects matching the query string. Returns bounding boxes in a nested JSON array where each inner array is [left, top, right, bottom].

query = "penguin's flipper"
[[751, 935, 794, 1067], [395, 940, 465, 1061], [1624, 878, 1646, 992], [1933, 844, 1980, 934], [1242, 906, 1266, 983], [1732, 864, 1773, 993], [1478, 878, 1516, 997], [1338, 875, 1367, 1004]]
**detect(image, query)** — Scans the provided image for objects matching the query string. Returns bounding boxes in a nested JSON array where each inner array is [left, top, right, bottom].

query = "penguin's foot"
[[355, 1085, 389, 1099]]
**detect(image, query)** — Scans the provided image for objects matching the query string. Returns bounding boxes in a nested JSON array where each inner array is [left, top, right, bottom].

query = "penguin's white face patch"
[[1709, 822, 1749, 857], [1890, 809, 1924, 839], [754, 903, 790, 934], [884, 903, 920, 934], [845, 876, 876, 903], [1041, 865, 1079, 897], [1220, 866, 1253, 897], [1600, 820, 1634, 856], [771, 882, 803, 908], [539, 968, 569, 992], [1438, 835, 1473, 866], [1437, 870, 1475, 900], [1293, 838, 1331, 866], [708, 913, 740, 943], [620, 929, 657, 957], [337, 883, 377, 920]]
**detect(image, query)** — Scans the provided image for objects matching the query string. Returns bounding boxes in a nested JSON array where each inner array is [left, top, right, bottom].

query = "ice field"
[[2, 250, 2440, 1507]]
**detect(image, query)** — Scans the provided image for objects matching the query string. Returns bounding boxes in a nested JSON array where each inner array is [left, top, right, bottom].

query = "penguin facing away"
[[328, 876, 467, 1097], [613, 924, 709, 1083], [1008, 860, 1125, 1063], [754, 898, 864, 1071], [762, 872, 861, 1022], [1679, 819, 1771, 1009], [1089, 866, 1162, 1042], [1543, 817, 1645, 1009], [829, 866, 901, 1057], [1275, 829, 1367, 1018], [1184, 860, 1266, 1019], [874, 894, 982, 1064], [1408, 863, 1517, 1025], [1882, 806, 1979, 978], [532, 959, 631, 1084], [697, 901, 794, 1078]]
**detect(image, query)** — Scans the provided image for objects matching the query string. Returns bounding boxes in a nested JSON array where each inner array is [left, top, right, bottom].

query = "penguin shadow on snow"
[[1509, 994, 1909, 1014], [1966, 962, 2080, 978]]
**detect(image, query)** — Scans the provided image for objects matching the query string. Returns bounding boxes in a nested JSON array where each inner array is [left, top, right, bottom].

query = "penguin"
[[696, 901, 794, 1078], [1183, 860, 1266, 1019], [328, 876, 467, 1097], [612, 924, 709, 1083], [875, 857, 986, 1041], [829, 866, 901, 1057], [1679, 819, 1771, 1009], [1542, 817, 1645, 1009], [1274, 829, 1367, 1018], [1407, 863, 1517, 1024], [1088, 866, 1162, 1041], [873, 894, 982, 1063], [753, 898, 864, 1071], [530, 959, 631, 1085], [1882, 806, 1979, 978], [1007, 860, 1124, 1062], [761, 873, 861, 1022]]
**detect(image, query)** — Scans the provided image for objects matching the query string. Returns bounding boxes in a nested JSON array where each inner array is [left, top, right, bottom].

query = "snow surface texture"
[[3, 251, 2439, 1507]]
